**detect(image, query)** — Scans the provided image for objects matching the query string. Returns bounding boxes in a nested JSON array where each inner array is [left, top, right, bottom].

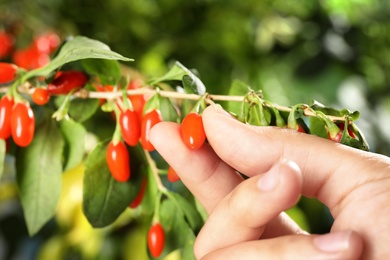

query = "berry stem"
[[144, 149, 168, 193]]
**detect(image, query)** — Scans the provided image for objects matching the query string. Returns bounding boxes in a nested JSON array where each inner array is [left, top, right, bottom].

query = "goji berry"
[[120, 109, 141, 147], [147, 223, 165, 258], [0, 32, 13, 59], [167, 166, 180, 182], [0, 96, 14, 139], [129, 177, 147, 208], [11, 103, 35, 147], [32, 88, 50, 105], [47, 70, 88, 95], [141, 110, 162, 151], [106, 141, 130, 182], [181, 112, 206, 150], [0, 63, 17, 84]]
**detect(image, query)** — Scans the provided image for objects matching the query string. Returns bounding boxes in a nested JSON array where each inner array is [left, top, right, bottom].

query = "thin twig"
[[4, 82, 347, 121]]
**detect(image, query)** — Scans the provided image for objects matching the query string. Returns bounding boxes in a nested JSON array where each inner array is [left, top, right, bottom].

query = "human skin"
[[149, 105, 390, 259]]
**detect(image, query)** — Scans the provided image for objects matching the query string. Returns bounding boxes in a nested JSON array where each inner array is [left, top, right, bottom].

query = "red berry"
[[129, 177, 147, 208], [128, 79, 146, 122], [47, 70, 88, 95], [119, 109, 141, 147], [106, 141, 130, 182], [0, 63, 18, 84], [181, 112, 206, 150], [297, 124, 305, 133], [328, 131, 343, 143], [147, 223, 165, 258], [32, 88, 50, 105], [11, 103, 35, 147], [0, 32, 13, 59], [141, 110, 162, 151], [33, 32, 60, 54], [167, 166, 180, 182], [12, 46, 49, 70], [0, 96, 14, 139], [129, 94, 146, 122]]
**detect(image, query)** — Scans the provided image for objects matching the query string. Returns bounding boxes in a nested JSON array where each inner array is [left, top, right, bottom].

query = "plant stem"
[[143, 150, 167, 193], [5, 82, 347, 121]]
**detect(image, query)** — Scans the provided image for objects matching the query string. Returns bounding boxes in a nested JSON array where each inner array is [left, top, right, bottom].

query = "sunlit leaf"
[[21, 36, 133, 81], [16, 116, 64, 235]]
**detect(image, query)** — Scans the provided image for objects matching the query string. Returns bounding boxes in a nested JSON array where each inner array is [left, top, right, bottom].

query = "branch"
[[5, 82, 347, 121]]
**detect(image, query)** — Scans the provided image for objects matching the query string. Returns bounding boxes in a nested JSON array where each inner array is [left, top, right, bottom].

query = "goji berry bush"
[[0, 34, 370, 259]]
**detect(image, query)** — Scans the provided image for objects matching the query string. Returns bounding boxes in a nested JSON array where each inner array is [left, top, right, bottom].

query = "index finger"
[[149, 122, 243, 213]]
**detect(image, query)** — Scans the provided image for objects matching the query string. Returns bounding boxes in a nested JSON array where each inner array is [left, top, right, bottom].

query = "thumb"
[[202, 105, 389, 214]]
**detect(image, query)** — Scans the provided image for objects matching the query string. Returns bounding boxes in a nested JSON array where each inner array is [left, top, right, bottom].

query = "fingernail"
[[257, 162, 280, 191], [212, 104, 235, 118], [314, 231, 351, 253]]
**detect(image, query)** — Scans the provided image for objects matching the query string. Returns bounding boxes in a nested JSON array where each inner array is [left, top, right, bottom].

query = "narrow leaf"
[[82, 58, 122, 85], [155, 199, 196, 259], [68, 98, 100, 122], [148, 62, 187, 86], [168, 192, 203, 232], [59, 119, 87, 171], [83, 141, 145, 227], [54, 95, 100, 123], [16, 116, 64, 235], [22, 36, 133, 81], [227, 80, 250, 115], [182, 74, 206, 95], [148, 61, 206, 95]]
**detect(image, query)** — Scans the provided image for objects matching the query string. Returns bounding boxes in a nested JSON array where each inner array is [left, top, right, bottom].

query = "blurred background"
[[0, 0, 390, 259]]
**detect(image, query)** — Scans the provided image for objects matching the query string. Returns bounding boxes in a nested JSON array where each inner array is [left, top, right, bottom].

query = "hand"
[[150, 105, 390, 259]]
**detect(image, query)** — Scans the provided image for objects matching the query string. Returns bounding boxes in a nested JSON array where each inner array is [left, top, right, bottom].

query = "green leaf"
[[21, 36, 133, 81], [59, 119, 87, 171], [83, 141, 146, 227], [0, 139, 5, 180], [82, 58, 122, 85], [227, 80, 250, 115], [142, 92, 161, 115], [309, 116, 328, 138], [154, 199, 196, 259], [148, 62, 187, 86], [159, 97, 180, 123], [310, 100, 341, 116], [341, 124, 370, 151], [182, 74, 206, 95], [167, 192, 203, 232], [55, 95, 100, 123], [141, 166, 159, 215], [68, 98, 100, 122], [16, 116, 64, 235], [149, 61, 206, 95]]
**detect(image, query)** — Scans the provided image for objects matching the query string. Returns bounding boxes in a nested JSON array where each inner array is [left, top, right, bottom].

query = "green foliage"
[[82, 59, 122, 85], [158, 199, 196, 260], [59, 118, 86, 171], [16, 115, 64, 235], [21, 36, 132, 81], [83, 141, 145, 227]]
